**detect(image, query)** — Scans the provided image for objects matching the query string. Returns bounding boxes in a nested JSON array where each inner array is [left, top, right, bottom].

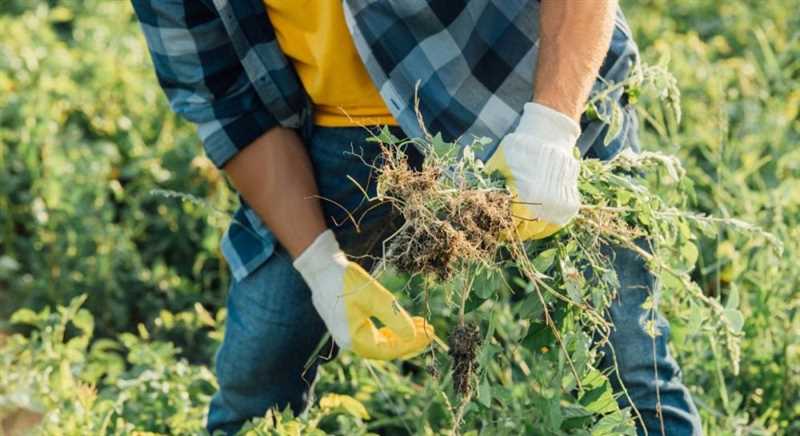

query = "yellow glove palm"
[[342, 262, 434, 359], [294, 230, 434, 360]]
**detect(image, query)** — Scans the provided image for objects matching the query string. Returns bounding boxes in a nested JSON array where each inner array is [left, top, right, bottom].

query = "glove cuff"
[[515, 102, 581, 150], [293, 229, 346, 280]]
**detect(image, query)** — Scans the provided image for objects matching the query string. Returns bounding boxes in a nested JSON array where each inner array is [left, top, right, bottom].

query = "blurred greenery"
[[0, 0, 798, 434], [624, 1, 800, 432], [0, 1, 234, 361]]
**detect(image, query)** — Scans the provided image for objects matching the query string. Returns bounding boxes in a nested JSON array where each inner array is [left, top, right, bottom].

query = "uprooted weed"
[[327, 128, 777, 435], [376, 142, 514, 279]]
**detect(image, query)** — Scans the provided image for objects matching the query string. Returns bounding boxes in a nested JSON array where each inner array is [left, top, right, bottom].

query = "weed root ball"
[[449, 323, 482, 396], [378, 145, 514, 279]]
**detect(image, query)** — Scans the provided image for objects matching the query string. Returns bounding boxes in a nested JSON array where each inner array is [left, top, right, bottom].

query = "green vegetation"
[[1, 0, 797, 434]]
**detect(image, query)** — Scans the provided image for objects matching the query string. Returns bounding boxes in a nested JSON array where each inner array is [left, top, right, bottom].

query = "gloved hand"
[[293, 230, 434, 360], [485, 102, 582, 241]]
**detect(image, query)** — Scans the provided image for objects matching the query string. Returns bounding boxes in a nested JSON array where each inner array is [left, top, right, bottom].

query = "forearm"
[[223, 127, 327, 258], [534, 0, 617, 122]]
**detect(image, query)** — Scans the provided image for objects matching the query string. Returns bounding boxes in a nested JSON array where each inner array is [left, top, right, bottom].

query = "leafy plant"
[[1, 0, 799, 434]]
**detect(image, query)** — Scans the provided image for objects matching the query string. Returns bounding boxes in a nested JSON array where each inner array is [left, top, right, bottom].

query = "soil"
[[377, 145, 514, 279], [448, 323, 482, 396]]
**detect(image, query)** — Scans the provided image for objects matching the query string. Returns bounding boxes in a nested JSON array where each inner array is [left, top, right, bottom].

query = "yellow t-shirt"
[[264, 1, 397, 127]]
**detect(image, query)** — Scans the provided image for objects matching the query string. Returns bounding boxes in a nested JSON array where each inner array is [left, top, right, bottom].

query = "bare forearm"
[[223, 127, 327, 258], [534, 0, 617, 121]]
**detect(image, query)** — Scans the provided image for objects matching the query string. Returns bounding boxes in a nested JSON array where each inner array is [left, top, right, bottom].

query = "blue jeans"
[[206, 127, 701, 435]]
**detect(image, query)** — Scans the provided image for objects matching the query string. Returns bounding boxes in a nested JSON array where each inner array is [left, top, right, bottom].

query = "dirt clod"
[[448, 323, 482, 396], [449, 190, 513, 253], [377, 145, 514, 279]]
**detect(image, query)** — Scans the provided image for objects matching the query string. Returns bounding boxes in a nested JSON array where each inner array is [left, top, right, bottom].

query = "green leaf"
[[367, 125, 401, 144], [194, 303, 216, 327], [641, 295, 656, 311], [725, 286, 740, 310], [723, 309, 745, 333], [0, 255, 19, 274], [137, 323, 150, 340], [71, 309, 94, 336], [592, 408, 635, 435], [544, 395, 563, 430], [604, 102, 624, 146], [478, 378, 493, 407], [10, 308, 40, 326], [560, 259, 585, 304], [472, 268, 498, 299], [561, 404, 594, 430], [319, 394, 370, 420], [644, 319, 661, 338], [522, 321, 554, 352], [478, 343, 502, 369], [532, 249, 557, 272], [615, 189, 634, 206], [659, 271, 684, 291], [601, 269, 620, 289], [431, 132, 452, 156], [566, 281, 583, 304], [681, 240, 699, 266], [581, 384, 618, 415], [687, 304, 704, 332], [49, 6, 74, 22], [514, 293, 544, 319], [571, 332, 590, 374]]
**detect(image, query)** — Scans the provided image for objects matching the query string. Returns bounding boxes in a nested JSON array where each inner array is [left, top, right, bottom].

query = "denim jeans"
[[206, 127, 702, 435]]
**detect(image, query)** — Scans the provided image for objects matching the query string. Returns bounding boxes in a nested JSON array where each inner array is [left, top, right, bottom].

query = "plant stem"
[[458, 270, 476, 326]]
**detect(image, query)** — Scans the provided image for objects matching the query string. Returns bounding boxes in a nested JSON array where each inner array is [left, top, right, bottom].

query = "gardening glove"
[[485, 102, 581, 241], [293, 230, 435, 360]]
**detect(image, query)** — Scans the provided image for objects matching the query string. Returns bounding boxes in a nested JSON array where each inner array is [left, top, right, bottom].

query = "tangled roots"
[[377, 145, 514, 279]]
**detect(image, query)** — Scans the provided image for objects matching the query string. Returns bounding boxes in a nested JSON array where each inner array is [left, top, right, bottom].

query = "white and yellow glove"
[[485, 102, 582, 241], [293, 230, 434, 360]]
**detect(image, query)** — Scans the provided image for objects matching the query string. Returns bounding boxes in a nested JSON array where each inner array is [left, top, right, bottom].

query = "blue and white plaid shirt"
[[132, 0, 640, 282]]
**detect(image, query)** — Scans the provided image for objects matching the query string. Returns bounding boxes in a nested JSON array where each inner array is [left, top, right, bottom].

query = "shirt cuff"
[[200, 108, 280, 169]]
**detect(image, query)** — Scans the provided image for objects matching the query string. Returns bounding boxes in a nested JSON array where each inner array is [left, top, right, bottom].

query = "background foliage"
[[0, 0, 798, 434]]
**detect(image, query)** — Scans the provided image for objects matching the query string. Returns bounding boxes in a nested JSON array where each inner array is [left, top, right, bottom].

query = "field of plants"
[[0, 0, 798, 435]]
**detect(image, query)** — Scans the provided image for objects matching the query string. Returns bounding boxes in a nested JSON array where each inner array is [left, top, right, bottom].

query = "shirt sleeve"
[[131, 0, 279, 169]]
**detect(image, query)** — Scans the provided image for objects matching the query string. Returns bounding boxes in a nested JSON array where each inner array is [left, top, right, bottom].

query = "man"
[[132, 1, 701, 434]]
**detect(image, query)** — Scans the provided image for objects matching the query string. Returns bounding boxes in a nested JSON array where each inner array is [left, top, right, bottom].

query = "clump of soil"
[[448, 323, 482, 396], [449, 190, 512, 253], [391, 220, 467, 278], [376, 145, 514, 279]]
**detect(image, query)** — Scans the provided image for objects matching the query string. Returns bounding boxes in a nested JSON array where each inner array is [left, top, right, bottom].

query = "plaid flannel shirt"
[[133, 0, 640, 282]]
